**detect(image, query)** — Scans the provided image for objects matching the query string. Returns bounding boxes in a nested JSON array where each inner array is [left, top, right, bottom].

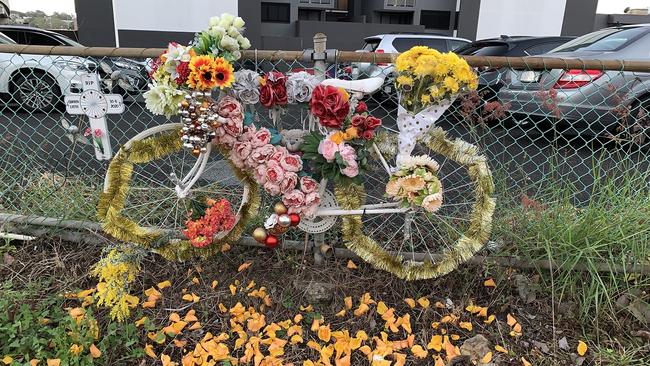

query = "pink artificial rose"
[[338, 144, 357, 162], [255, 164, 267, 184], [215, 96, 243, 120], [300, 176, 319, 194], [214, 128, 237, 148], [252, 128, 272, 147], [304, 191, 321, 207], [281, 172, 299, 194], [247, 144, 275, 166], [298, 191, 321, 219], [223, 118, 243, 137], [233, 141, 252, 160], [264, 160, 285, 185], [240, 125, 257, 142], [341, 159, 359, 178], [281, 153, 303, 172], [318, 139, 339, 162], [268, 146, 288, 164], [283, 189, 306, 208], [264, 181, 282, 196]]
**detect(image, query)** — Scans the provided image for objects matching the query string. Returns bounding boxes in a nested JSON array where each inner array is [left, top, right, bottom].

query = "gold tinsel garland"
[[335, 128, 496, 280], [97, 129, 260, 260]]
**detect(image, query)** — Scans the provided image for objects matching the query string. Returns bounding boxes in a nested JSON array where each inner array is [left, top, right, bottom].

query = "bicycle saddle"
[[321, 77, 385, 95]]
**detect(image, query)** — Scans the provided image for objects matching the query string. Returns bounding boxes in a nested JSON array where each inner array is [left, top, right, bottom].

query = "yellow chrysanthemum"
[[421, 94, 431, 104], [443, 77, 460, 94], [396, 75, 414, 87]]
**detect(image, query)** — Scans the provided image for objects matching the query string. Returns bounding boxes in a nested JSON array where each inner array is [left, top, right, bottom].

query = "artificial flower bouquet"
[[393, 46, 477, 166], [301, 85, 381, 185], [183, 198, 236, 248], [385, 155, 443, 213], [145, 14, 251, 117]]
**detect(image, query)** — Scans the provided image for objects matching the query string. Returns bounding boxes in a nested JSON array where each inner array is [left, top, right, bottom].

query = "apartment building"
[[74, 0, 600, 50]]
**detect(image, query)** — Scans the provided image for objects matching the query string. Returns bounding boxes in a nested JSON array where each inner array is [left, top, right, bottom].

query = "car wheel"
[[615, 96, 650, 148], [11, 71, 61, 112]]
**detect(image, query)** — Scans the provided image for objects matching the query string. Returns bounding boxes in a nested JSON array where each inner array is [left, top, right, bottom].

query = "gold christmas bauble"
[[274, 202, 288, 215], [252, 227, 267, 243]]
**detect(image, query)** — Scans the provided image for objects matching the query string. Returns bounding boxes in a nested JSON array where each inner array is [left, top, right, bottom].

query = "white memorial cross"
[[64, 73, 125, 160]]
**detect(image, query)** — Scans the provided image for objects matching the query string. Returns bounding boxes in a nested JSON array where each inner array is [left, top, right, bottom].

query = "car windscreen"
[[549, 28, 646, 53], [362, 38, 380, 51], [58, 34, 84, 47], [392, 37, 447, 52], [455, 42, 508, 56], [0, 31, 15, 44]]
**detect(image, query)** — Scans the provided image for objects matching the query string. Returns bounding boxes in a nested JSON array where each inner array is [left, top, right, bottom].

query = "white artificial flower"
[[165, 43, 190, 62], [209, 16, 220, 27], [220, 34, 240, 51], [286, 71, 319, 103], [400, 155, 440, 172], [219, 13, 235, 28], [227, 26, 240, 38], [208, 26, 226, 38], [233, 16, 245, 29], [264, 214, 279, 229], [422, 192, 443, 213], [163, 59, 180, 80], [238, 36, 251, 50], [144, 81, 183, 117], [232, 50, 242, 60]]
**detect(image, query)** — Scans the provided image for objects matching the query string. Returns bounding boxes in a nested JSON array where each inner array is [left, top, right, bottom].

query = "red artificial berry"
[[264, 235, 279, 248], [289, 213, 301, 226]]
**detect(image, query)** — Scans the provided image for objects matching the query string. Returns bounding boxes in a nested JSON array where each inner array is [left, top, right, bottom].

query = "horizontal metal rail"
[[2, 44, 650, 71]]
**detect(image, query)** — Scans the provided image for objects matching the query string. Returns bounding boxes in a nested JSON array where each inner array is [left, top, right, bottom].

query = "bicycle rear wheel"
[[98, 123, 259, 260], [336, 128, 495, 280]]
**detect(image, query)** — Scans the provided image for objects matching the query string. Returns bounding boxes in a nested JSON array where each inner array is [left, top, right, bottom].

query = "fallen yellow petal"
[[480, 351, 493, 364], [211, 280, 218, 289], [157, 280, 172, 289], [238, 261, 252, 272], [346, 260, 357, 269], [89, 344, 102, 358], [335, 309, 346, 317], [344, 297, 353, 310], [459, 322, 473, 331], [318, 325, 332, 342], [521, 356, 532, 366], [484, 278, 496, 288], [427, 335, 442, 352], [404, 298, 416, 308], [495, 345, 508, 354], [144, 344, 157, 358], [410, 345, 428, 359], [577, 340, 588, 356], [2, 356, 13, 365], [484, 314, 496, 324], [507, 313, 518, 327], [188, 322, 202, 330], [30, 360, 39, 366], [417, 297, 430, 309], [46, 360, 61, 366]]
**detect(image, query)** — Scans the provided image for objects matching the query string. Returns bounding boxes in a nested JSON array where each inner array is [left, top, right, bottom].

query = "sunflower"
[[187, 56, 235, 90], [212, 57, 235, 89]]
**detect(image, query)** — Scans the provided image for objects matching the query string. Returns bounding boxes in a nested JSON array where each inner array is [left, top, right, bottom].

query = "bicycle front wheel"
[[336, 128, 495, 280], [98, 123, 259, 260]]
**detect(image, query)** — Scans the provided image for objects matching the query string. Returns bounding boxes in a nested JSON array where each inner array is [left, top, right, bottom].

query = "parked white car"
[[0, 31, 96, 112], [348, 33, 471, 97]]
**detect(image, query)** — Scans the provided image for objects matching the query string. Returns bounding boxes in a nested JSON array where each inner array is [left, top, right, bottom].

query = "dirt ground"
[[1, 238, 649, 366]]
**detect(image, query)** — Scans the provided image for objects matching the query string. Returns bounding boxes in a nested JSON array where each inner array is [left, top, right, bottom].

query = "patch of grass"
[[495, 169, 650, 326], [593, 337, 650, 366], [0, 281, 143, 365]]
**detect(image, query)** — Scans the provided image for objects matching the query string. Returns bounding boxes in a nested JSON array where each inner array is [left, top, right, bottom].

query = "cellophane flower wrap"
[[393, 46, 478, 166], [385, 155, 443, 213]]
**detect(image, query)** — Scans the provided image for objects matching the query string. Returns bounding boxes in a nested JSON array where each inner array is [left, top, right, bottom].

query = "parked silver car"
[[497, 25, 650, 141]]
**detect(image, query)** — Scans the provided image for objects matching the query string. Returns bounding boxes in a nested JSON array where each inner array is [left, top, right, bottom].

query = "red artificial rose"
[[355, 101, 368, 114], [309, 85, 350, 129], [260, 84, 274, 108], [364, 116, 382, 130], [351, 114, 366, 127], [361, 129, 375, 140], [272, 84, 288, 105]]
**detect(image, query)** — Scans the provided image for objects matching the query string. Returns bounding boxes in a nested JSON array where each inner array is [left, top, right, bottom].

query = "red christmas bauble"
[[289, 213, 301, 226], [264, 235, 279, 248]]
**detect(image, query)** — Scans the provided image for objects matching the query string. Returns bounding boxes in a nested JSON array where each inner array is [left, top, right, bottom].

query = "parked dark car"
[[498, 25, 650, 142], [0, 25, 148, 97], [455, 35, 575, 101]]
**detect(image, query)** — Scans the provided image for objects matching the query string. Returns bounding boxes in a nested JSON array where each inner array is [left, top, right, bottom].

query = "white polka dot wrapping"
[[396, 101, 454, 168]]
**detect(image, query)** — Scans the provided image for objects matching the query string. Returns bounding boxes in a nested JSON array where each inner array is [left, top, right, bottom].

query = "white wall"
[[113, 0, 238, 32], [475, 0, 568, 40]]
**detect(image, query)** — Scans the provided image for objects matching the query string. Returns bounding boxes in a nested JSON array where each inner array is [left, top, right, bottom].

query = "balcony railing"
[[385, 0, 416, 8], [299, 0, 334, 5]]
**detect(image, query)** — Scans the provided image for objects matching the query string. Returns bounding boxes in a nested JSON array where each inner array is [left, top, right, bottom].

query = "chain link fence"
[[1, 44, 649, 252]]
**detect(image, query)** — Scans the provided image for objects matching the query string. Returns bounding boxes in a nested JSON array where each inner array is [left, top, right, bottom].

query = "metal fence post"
[[312, 32, 328, 264]]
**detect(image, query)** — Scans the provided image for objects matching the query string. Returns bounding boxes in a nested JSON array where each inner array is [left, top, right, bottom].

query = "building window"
[[420, 10, 451, 30], [261, 2, 291, 23], [385, 0, 415, 8], [299, 0, 332, 5], [378, 11, 413, 24], [299, 9, 322, 21]]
